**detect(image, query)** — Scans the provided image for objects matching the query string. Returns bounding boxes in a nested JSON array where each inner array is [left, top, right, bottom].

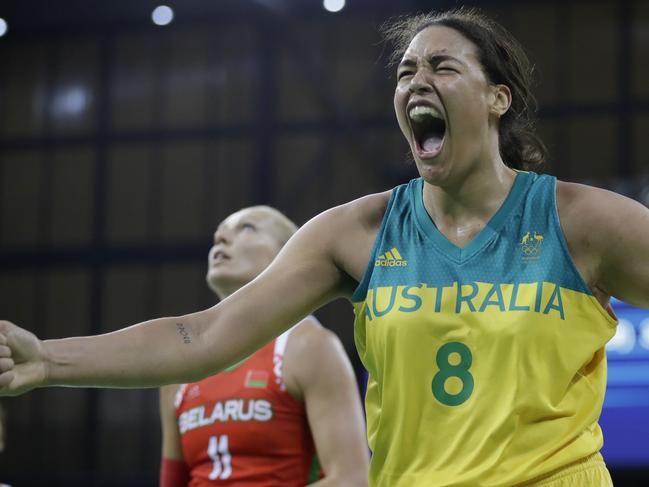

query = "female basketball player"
[[1, 7, 648, 487], [158, 206, 368, 486]]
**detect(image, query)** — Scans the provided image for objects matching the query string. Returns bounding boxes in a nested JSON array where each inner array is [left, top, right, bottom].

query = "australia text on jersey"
[[179, 399, 272, 434], [363, 281, 567, 321]]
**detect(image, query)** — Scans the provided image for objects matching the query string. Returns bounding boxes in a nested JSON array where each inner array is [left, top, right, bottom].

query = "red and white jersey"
[[175, 325, 320, 486]]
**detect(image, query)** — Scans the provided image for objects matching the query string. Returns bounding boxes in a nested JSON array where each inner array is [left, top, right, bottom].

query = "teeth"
[[408, 105, 443, 122]]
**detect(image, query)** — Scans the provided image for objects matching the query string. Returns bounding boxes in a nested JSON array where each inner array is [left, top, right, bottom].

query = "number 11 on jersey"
[[208, 435, 232, 480]]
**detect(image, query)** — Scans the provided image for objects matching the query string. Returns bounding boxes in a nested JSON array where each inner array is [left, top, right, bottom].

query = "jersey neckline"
[[412, 171, 532, 263]]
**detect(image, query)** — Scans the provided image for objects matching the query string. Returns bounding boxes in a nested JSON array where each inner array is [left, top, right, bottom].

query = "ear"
[[489, 84, 512, 117]]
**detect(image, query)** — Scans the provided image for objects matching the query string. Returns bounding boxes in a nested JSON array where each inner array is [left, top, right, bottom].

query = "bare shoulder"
[[556, 179, 649, 302], [266, 190, 392, 303], [287, 316, 340, 353], [307, 190, 391, 235], [556, 179, 638, 209], [556, 180, 647, 237], [346, 190, 392, 239], [282, 316, 351, 400], [312, 190, 392, 283], [342, 190, 393, 228]]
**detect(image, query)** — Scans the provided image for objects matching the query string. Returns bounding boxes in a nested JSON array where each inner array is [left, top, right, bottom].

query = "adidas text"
[[375, 259, 408, 267]]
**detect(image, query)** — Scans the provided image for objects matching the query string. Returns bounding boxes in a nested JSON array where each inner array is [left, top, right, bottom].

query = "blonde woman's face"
[[206, 208, 284, 295]]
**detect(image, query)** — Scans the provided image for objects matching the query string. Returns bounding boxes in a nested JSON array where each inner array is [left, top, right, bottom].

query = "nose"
[[213, 228, 232, 246], [409, 69, 433, 95]]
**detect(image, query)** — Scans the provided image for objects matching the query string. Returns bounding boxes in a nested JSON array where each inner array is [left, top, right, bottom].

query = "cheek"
[[440, 78, 467, 102], [394, 89, 410, 134], [452, 76, 489, 104], [447, 81, 489, 121], [394, 84, 409, 106]]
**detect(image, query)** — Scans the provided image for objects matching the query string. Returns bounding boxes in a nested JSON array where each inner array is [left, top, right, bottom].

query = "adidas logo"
[[375, 247, 408, 267]]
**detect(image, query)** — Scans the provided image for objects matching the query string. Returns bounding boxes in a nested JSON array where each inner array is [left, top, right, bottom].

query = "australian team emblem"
[[520, 231, 544, 260]]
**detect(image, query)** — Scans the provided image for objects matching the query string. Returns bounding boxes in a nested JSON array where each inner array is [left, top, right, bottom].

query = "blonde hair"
[[241, 206, 298, 248]]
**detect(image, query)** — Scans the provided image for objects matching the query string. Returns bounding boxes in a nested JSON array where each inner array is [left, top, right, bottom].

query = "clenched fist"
[[0, 321, 47, 396]]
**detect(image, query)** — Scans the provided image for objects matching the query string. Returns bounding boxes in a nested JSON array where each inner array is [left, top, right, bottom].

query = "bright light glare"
[[323, 0, 345, 13], [51, 86, 90, 118], [606, 319, 636, 354], [152, 5, 174, 26], [0, 18, 8, 37]]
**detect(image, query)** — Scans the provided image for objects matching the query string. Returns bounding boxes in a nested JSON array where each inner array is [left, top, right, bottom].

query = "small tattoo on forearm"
[[176, 323, 192, 344]]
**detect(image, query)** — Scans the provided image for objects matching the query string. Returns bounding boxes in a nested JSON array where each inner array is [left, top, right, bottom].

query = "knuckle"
[[0, 358, 14, 370]]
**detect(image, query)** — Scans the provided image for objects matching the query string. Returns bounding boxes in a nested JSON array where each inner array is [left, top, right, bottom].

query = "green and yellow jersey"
[[352, 172, 617, 486]]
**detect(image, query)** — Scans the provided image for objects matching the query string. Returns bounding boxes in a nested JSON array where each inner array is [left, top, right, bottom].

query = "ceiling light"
[[323, 0, 345, 13], [152, 5, 174, 26]]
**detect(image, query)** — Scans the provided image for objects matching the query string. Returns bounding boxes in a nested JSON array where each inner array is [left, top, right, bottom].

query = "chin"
[[207, 270, 230, 287], [415, 160, 449, 185], [208, 272, 251, 293]]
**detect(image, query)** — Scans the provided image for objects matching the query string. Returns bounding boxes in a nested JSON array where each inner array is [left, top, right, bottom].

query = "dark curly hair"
[[382, 7, 547, 170]]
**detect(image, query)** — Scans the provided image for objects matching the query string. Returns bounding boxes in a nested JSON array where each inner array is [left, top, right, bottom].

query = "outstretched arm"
[[0, 207, 350, 396]]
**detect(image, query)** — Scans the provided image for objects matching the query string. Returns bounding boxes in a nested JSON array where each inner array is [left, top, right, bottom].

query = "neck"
[[422, 160, 517, 243]]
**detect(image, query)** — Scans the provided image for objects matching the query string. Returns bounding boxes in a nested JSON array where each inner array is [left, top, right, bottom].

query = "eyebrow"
[[398, 53, 464, 69]]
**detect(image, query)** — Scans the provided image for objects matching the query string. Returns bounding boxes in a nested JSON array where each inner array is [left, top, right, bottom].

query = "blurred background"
[[0, 0, 647, 485]]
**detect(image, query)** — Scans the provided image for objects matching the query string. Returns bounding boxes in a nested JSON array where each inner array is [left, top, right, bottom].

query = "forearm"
[[42, 277, 307, 389], [1, 224, 341, 395], [44, 309, 227, 388]]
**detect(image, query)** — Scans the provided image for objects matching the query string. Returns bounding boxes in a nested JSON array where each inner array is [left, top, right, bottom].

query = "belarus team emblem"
[[245, 370, 269, 388]]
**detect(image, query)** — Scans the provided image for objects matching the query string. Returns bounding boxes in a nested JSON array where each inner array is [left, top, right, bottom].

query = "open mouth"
[[408, 105, 446, 157], [211, 250, 231, 265]]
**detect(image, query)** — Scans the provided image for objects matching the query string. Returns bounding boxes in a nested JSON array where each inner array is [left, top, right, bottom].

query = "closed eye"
[[436, 64, 458, 73], [429, 54, 462, 73]]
